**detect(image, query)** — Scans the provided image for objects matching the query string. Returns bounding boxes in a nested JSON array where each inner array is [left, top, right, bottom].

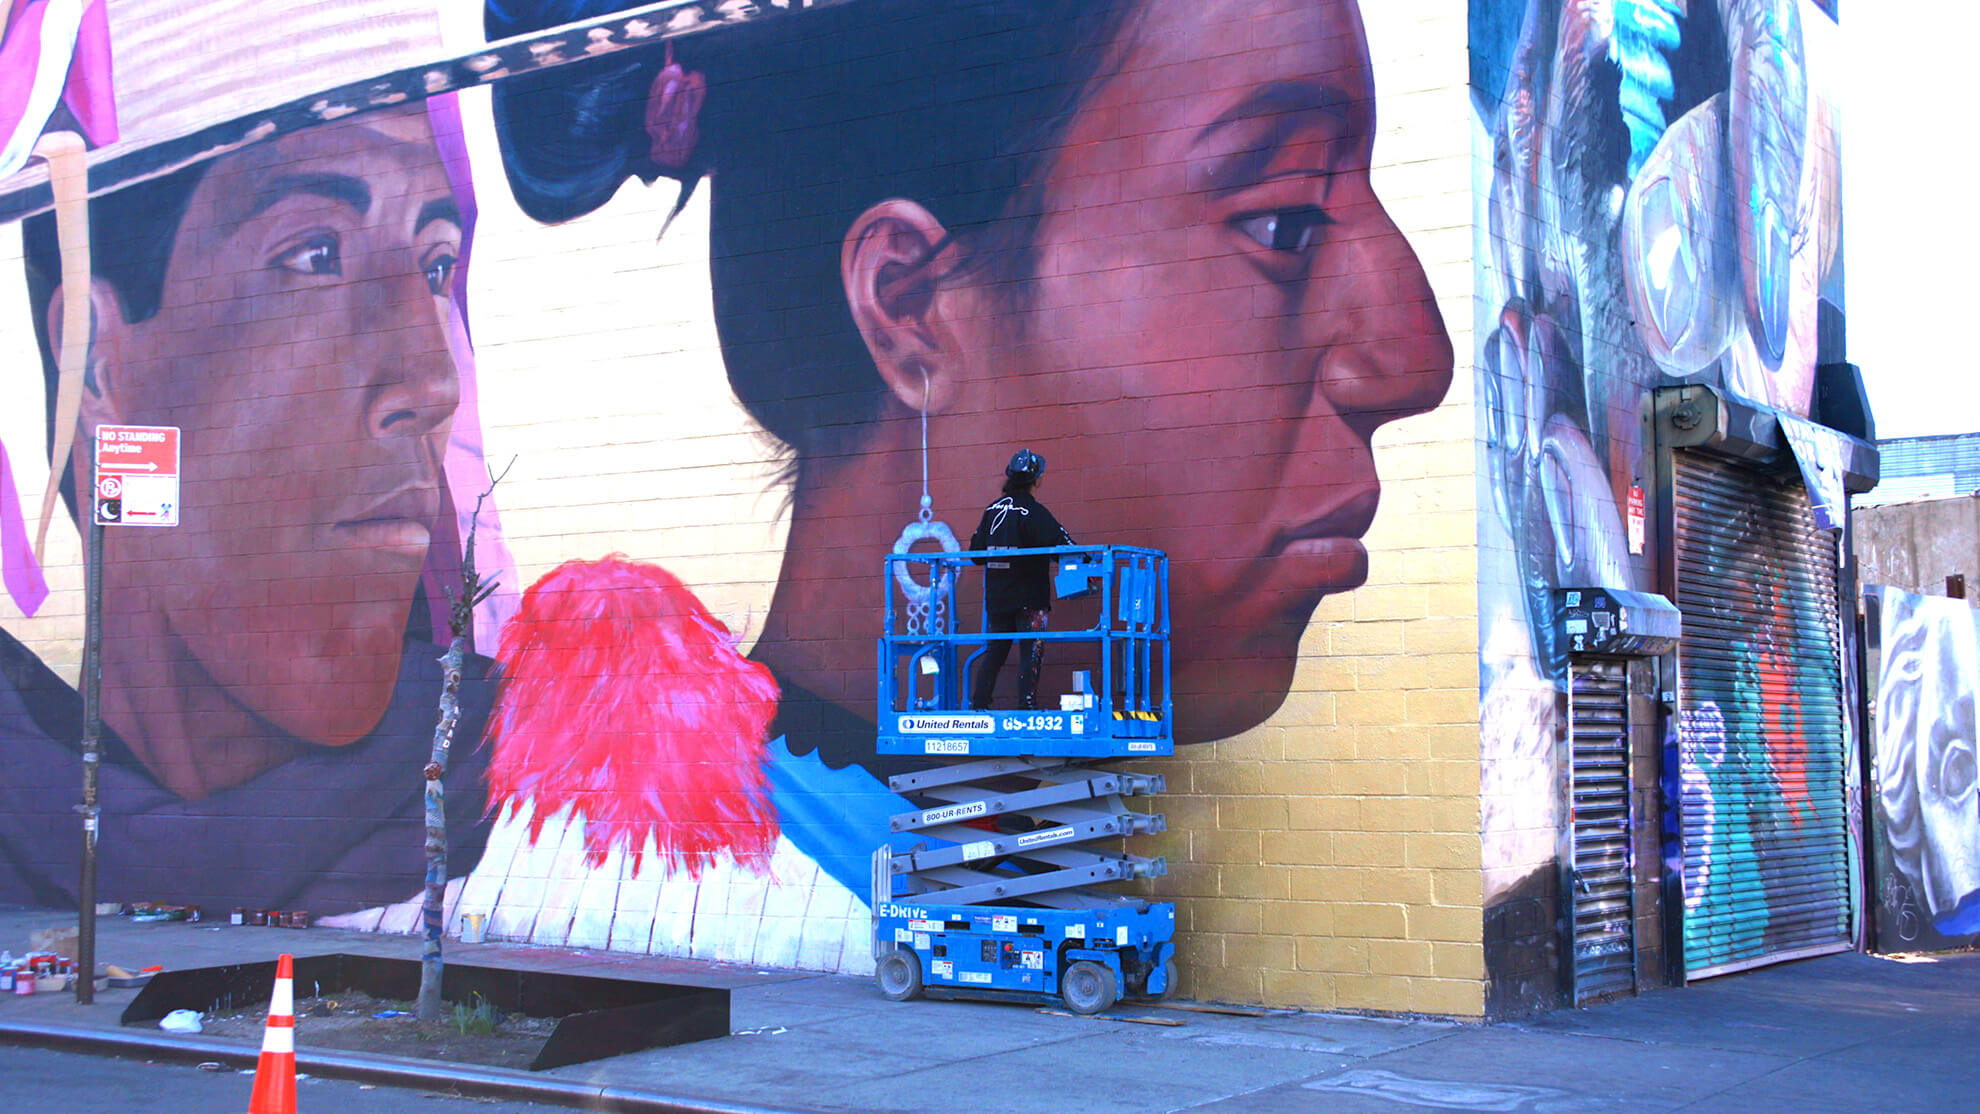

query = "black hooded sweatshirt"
[[968, 490, 1074, 612]]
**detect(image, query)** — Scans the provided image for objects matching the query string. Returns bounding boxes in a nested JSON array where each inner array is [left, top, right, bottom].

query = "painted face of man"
[[87, 104, 462, 751], [955, 0, 1453, 740]]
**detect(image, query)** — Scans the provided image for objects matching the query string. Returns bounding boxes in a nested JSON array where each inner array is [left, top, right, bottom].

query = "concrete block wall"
[[1143, 1, 1483, 1018], [1856, 495, 1980, 598]]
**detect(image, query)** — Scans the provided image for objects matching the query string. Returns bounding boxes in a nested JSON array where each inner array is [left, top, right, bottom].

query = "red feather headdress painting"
[[483, 556, 780, 877]]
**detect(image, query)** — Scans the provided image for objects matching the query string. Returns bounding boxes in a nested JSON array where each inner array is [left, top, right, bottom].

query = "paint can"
[[0, 967, 14, 992], [459, 912, 487, 944], [288, 911, 309, 929], [13, 967, 33, 995], [230, 907, 245, 926], [245, 909, 267, 926]]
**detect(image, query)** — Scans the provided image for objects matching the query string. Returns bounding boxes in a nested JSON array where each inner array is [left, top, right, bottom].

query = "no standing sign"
[[94, 425, 181, 527]]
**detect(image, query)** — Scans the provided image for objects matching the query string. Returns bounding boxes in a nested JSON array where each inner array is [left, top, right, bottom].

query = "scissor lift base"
[[873, 899, 1176, 1014]]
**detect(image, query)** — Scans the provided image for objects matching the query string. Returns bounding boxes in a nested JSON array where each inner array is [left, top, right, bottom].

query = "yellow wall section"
[[1138, 1, 1483, 1018]]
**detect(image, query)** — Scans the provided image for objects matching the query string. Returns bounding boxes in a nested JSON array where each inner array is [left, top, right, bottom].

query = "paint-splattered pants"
[[971, 607, 1049, 710]]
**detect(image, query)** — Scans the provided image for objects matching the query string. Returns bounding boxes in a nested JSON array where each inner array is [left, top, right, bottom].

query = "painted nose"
[[1312, 204, 1454, 430], [359, 264, 461, 438]]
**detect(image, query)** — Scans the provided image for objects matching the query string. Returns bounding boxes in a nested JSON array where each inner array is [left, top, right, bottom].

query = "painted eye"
[[272, 234, 341, 277], [1234, 207, 1330, 254], [424, 252, 457, 296]]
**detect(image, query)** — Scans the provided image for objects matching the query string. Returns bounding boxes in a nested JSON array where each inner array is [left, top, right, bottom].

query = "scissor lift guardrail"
[[879, 545, 1172, 759], [873, 546, 1177, 1013]]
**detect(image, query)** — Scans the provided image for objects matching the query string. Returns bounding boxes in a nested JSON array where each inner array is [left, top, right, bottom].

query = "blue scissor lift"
[[872, 545, 1176, 1014]]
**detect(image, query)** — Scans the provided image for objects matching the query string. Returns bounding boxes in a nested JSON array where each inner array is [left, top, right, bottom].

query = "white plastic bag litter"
[[158, 1009, 204, 1033]]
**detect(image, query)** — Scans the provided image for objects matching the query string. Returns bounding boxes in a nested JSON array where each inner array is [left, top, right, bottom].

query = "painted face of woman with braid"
[[488, 0, 1452, 768]]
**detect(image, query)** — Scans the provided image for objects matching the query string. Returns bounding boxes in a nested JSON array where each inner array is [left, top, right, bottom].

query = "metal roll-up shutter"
[[1673, 451, 1851, 978], [1568, 659, 1634, 1005]]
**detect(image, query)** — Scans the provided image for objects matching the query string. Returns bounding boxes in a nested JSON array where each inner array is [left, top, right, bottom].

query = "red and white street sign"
[[94, 425, 180, 527], [1626, 483, 1646, 556]]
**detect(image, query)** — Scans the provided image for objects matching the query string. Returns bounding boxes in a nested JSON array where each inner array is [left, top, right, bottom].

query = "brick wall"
[[1, 0, 1486, 1011], [1142, 1, 1483, 1017]]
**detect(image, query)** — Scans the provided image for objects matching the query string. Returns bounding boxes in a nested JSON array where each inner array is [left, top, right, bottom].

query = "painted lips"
[[335, 486, 438, 553], [1271, 486, 1381, 591], [1276, 488, 1380, 553]]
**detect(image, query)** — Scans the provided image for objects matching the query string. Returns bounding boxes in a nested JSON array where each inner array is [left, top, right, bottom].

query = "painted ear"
[[46, 278, 129, 408], [841, 198, 968, 414]]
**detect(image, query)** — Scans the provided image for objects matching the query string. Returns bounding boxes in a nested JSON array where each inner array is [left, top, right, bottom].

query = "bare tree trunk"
[[417, 471, 505, 1022]]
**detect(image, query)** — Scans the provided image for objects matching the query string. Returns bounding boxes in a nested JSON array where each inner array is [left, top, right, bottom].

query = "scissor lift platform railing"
[[873, 546, 1178, 1013], [879, 545, 1173, 759]]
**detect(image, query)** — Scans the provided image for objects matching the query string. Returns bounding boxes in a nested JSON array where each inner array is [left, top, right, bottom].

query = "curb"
[[0, 1019, 823, 1114]]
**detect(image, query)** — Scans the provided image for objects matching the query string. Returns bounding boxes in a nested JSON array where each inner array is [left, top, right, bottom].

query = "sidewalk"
[[2, 908, 1976, 1113]]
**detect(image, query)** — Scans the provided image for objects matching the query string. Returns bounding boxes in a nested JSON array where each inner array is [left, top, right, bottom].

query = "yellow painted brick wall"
[[1136, 1, 1484, 1019]]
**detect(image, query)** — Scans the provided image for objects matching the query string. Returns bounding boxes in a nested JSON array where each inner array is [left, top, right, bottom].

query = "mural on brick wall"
[[1, 0, 1452, 974], [0, 1, 518, 924], [1470, 0, 1843, 1008], [1869, 587, 1980, 953]]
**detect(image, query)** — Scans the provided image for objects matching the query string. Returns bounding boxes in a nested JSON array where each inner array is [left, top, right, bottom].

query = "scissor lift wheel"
[[1060, 960, 1118, 1015], [876, 948, 923, 1002]]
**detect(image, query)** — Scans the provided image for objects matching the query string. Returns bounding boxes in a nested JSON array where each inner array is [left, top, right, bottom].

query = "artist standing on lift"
[[969, 450, 1075, 711]]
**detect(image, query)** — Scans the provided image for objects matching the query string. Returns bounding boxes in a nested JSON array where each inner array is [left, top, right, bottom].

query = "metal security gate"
[[1673, 452, 1851, 978], [1567, 659, 1634, 1005]]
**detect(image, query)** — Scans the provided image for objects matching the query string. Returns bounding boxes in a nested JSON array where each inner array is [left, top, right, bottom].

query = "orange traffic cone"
[[247, 953, 296, 1114]]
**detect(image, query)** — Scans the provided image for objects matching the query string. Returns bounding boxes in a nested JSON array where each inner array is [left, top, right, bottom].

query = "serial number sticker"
[[959, 971, 993, 985], [932, 960, 953, 979], [1065, 924, 1086, 940], [894, 928, 913, 944], [914, 933, 931, 951], [991, 915, 1017, 933], [961, 841, 997, 862], [925, 739, 970, 755], [920, 801, 990, 826], [1128, 741, 1158, 753], [908, 920, 942, 933]]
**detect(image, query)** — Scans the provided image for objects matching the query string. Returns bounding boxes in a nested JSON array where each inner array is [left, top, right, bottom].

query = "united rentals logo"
[[899, 714, 994, 733]]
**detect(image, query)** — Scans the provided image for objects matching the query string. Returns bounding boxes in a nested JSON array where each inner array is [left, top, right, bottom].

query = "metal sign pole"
[[76, 441, 105, 1004], [71, 423, 177, 1003]]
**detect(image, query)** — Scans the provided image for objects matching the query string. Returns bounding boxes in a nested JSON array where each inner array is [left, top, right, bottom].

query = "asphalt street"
[[0, 1043, 563, 1113]]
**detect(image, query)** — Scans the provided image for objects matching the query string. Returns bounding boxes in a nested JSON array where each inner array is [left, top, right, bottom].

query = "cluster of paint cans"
[[1, 954, 76, 995], [229, 908, 310, 928], [124, 902, 202, 923]]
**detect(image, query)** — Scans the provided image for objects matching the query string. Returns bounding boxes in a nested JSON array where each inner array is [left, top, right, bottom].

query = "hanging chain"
[[895, 366, 958, 638], [918, 368, 935, 525]]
